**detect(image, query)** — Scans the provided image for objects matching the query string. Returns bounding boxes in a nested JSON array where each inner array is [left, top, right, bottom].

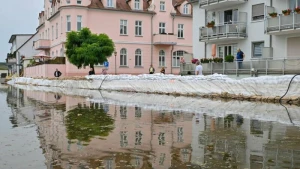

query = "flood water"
[[1, 86, 300, 169]]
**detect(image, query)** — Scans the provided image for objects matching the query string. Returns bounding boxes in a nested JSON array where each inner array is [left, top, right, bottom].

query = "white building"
[[8, 34, 38, 75], [191, 0, 300, 60]]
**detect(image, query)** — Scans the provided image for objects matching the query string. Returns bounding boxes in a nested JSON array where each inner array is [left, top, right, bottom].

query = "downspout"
[[151, 13, 154, 65], [171, 14, 175, 74], [270, 0, 273, 49], [204, 10, 207, 58]]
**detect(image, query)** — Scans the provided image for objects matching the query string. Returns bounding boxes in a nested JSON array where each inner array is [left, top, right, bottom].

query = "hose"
[[279, 74, 299, 125]]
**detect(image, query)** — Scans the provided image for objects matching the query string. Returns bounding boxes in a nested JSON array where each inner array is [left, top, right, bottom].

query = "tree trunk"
[[90, 64, 95, 74]]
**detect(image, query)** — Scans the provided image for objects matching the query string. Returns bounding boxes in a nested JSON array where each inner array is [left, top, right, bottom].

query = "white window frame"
[[135, 49, 142, 66], [217, 44, 237, 59], [252, 41, 264, 58], [66, 0, 70, 4], [77, 15, 82, 31], [178, 24, 184, 38], [135, 21, 142, 36], [160, 1, 165, 11], [120, 20, 128, 35], [67, 15, 71, 32], [61, 16, 63, 34], [183, 4, 188, 14], [134, 0, 140, 10], [159, 50, 166, 67], [107, 0, 113, 7], [45, 30, 48, 39], [172, 51, 187, 67], [52, 25, 54, 40], [120, 48, 127, 66], [77, 0, 81, 4], [252, 3, 264, 21], [56, 23, 58, 39], [159, 22, 166, 34]]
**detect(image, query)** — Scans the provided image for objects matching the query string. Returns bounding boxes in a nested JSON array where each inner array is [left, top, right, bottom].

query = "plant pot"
[[283, 13, 290, 16], [297, 11, 300, 14]]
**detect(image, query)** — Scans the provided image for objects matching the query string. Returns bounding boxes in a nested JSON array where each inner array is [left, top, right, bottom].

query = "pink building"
[[28, 0, 193, 77]]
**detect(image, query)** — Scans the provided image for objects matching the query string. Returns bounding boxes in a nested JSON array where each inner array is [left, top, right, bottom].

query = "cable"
[[99, 75, 109, 90], [279, 74, 299, 125], [279, 74, 299, 104]]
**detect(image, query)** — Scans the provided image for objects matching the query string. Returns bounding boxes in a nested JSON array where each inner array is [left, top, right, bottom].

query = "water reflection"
[[4, 86, 300, 169]]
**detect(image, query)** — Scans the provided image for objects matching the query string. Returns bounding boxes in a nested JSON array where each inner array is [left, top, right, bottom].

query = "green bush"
[[213, 57, 223, 63], [225, 55, 234, 62]]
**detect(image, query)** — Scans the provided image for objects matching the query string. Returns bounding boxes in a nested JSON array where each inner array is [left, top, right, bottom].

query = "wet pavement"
[[1, 86, 300, 169]]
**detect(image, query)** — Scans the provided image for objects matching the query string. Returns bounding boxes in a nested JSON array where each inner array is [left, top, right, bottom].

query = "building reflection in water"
[[6, 87, 300, 169]]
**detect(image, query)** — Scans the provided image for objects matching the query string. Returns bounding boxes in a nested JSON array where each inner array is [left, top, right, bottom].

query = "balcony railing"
[[265, 12, 300, 34], [199, 22, 247, 42], [34, 39, 51, 50], [199, 0, 247, 10], [153, 34, 177, 45], [180, 58, 300, 76]]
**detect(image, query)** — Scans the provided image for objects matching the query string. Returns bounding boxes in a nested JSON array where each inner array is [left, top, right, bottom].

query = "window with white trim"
[[252, 3, 264, 21], [67, 15, 71, 32], [107, 0, 113, 7], [172, 51, 187, 67], [135, 131, 142, 145], [66, 0, 70, 4], [218, 44, 237, 59], [135, 49, 142, 66], [60, 48, 63, 56], [120, 48, 127, 66], [178, 24, 184, 38], [159, 22, 166, 34], [56, 50, 58, 56], [252, 42, 264, 58], [77, 0, 81, 4], [48, 28, 50, 39], [120, 20, 128, 35], [135, 21, 142, 36], [134, 0, 140, 9], [77, 15, 82, 31], [61, 17, 63, 34], [45, 30, 48, 39], [52, 25, 54, 40], [159, 50, 165, 67], [183, 4, 188, 14], [56, 23, 58, 38], [160, 1, 165, 11], [289, 0, 300, 9]]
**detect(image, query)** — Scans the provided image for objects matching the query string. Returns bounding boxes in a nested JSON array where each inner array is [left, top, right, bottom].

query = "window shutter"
[[252, 4, 264, 18]]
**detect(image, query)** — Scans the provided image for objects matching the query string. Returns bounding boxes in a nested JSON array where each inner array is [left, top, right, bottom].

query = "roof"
[[15, 32, 38, 52], [88, 0, 192, 14], [8, 34, 34, 43]]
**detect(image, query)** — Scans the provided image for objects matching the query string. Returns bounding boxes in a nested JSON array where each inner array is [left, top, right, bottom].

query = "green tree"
[[65, 28, 115, 72]]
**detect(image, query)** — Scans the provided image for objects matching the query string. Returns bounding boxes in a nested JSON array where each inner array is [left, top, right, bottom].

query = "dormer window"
[[107, 0, 113, 7], [160, 1, 165, 11], [135, 0, 140, 10], [183, 4, 188, 14]]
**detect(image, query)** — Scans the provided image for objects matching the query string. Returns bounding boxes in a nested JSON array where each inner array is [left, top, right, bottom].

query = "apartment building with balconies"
[[191, 0, 300, 62], [26, 0, 193, 77]]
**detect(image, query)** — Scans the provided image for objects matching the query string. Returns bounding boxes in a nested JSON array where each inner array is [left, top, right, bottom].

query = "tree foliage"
[[65, 28, 115, 69]]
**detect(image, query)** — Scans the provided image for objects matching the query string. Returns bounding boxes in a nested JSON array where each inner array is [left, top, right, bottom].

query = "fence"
[[180, 58, 300, 76]]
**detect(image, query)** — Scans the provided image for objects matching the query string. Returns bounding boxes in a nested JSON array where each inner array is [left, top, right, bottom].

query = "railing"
[[266, 12, 300, 33], [34, 39, 51, 50], [153, 34, 177, 45], [180, 58, 300, 76], [199, 22, 247, 41], [199, 0, 247, 6]]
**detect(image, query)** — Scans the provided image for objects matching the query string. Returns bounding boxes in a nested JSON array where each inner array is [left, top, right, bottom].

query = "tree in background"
[[65, 28, 114, 73]]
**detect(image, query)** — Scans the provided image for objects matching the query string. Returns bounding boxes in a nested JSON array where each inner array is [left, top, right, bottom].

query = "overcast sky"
[[0, 0, 43, 62]]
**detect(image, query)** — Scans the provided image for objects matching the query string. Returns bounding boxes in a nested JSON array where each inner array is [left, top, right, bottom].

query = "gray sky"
[[0, 0, 43, 62]]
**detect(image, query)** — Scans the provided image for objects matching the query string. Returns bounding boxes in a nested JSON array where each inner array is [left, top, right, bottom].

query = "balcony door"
[[218, 44, 237, 59], [219, 9, 238, 25]]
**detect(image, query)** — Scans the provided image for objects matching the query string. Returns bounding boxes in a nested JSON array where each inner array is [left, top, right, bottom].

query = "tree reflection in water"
[[65, 107, 115, 142]]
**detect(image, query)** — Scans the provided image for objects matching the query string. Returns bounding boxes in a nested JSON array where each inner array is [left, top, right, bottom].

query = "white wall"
[[17, 34, 39, 58], [192, 4, 205, 59]]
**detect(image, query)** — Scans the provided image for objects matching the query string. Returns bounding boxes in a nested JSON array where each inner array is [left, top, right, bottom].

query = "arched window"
[[172, 50, 188, 67], [159, 50, 165, 67], [135, 49, 142, 66], [183, 4, 189, 14], [120, 48, 127, 66]]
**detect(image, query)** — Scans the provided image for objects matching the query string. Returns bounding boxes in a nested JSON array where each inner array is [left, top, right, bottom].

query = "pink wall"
[[35, 0, 193, 77], [24, 64, 66, 78]]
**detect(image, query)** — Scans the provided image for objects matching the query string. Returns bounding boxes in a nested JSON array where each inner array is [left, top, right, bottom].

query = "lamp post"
[[114, 51, 117, 75]]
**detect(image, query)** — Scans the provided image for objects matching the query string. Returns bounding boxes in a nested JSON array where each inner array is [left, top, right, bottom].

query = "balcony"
[[199, 0, 247, 10], [34, 39, 51, 50], [153, 34, 177, 46], [199, 22, 247, 43], [265, 12, 300, 35]]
